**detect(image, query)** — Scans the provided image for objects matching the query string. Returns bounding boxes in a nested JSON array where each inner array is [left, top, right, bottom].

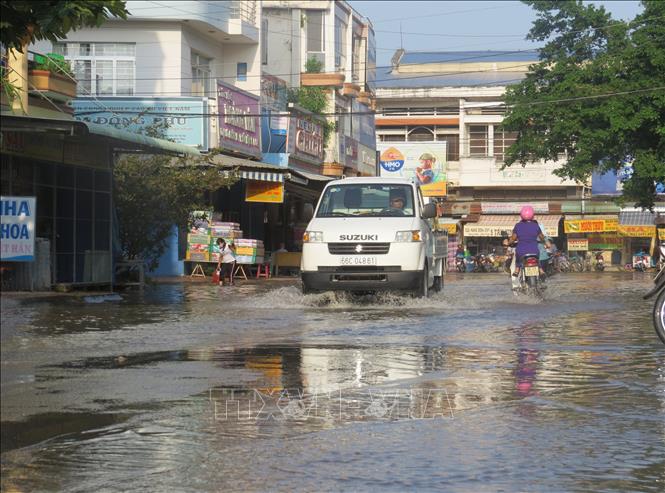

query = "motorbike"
[[633, 254, 649, 272], [515, 253, 544, 298], [644, 266, 665, 345], [455, 256, 466, 273], [594, 254, 605, 272]]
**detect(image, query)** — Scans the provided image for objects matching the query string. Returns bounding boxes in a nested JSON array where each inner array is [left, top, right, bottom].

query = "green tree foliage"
[[114, 151, 237, 269], [0, 0, 128, 51], [502, 0, 665, 208]]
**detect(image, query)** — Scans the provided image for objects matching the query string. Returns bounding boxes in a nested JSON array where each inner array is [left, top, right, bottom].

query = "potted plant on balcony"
[[300, 57, 345, 87], [28, 53, 77, 100]]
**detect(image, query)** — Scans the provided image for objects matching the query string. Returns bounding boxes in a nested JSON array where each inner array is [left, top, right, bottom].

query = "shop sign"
[[437, 222, 457, 235], [217, 81, 261, 159], [358, 143, 377, 176], [341, 136, 358, 170], [378, 142, 447, 197], [463, 224, 513, 237], [567, 239, 588, 251], [481, 202, 548, 214], [245, 180, 284, 203], [1, 196, 36, 262], [564, 218, 618, 233], [73, 97, 209, 150], [617, 225, 656, 237], [659, 228, 665, 241], [451, 203, 471, 216], [261, 74, 288, 112], [287, 113, 324, 165], [588, 234, 622, 250]]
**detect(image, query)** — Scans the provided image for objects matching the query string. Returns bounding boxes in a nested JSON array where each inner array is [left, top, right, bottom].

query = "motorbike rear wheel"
[[653, 290, 665, 345]]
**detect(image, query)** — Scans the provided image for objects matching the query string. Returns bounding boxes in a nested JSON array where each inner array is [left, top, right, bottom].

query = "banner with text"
[[1, 196, 36, 262], [564, 218, 618, 233]]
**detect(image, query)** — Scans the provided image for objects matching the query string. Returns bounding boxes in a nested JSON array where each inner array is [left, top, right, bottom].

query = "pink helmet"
[[520, 205, 535, 221]]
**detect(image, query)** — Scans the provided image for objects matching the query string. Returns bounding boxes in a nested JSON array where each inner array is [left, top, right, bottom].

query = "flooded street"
[[2, 273, 664, 492]]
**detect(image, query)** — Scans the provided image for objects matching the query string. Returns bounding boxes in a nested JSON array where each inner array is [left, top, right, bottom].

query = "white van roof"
[[326, 177, 414, 186]]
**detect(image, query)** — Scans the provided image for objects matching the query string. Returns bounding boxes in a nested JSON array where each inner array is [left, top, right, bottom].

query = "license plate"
[[339, 256, 377, 266], [525, 266, 540, 276]]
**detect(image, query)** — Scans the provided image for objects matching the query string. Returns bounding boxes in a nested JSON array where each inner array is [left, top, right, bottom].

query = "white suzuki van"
[[300, 177, 447, 296]]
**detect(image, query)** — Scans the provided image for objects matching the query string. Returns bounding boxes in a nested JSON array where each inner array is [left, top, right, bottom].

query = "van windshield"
[[316, 184, 415, 217]]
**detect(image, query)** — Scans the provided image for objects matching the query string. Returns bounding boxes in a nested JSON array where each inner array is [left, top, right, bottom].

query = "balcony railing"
[[228, 0, 257, 27]]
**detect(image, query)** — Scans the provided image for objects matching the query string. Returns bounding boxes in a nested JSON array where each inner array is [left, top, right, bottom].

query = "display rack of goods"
[[233, 239, 265, 264], [186, 242, 210, 261], [210, 221, 242, 239]]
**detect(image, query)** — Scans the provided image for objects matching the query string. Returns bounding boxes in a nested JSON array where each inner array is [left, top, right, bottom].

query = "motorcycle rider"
[[508, 205, 545, 278]]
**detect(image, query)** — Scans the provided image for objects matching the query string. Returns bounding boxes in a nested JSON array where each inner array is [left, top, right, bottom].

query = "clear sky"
[[350, 1, 644, 68]]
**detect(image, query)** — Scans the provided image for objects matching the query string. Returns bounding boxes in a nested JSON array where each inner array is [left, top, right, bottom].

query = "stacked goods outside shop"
[[233, 239, 265, 265]]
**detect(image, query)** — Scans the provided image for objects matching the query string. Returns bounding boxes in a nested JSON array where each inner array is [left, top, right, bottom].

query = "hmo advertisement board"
[[1, 196, 36, 262], [378, 143, 447, 197]]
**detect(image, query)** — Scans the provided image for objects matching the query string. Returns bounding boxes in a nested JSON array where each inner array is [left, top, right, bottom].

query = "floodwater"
[[1, 273, 664, 492]]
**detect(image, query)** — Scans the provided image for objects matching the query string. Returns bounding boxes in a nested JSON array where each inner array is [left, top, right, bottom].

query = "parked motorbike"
[[516, 253, 544, 298], [594, 253, 605, 272], [455, 256, 466, 273], [644, 266, 665, 345]]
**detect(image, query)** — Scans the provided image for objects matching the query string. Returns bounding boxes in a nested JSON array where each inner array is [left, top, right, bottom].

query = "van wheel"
[[413, 263, 429, 298], [432, 275, 443, 293]]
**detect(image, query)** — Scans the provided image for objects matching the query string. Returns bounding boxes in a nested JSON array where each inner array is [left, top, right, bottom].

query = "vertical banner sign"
[[1, 196, 36, 261], [217, 80, 261, 159]]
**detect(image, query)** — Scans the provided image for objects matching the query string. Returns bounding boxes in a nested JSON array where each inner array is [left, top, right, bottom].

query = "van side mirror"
[[421, 202, 437, 219], [303, 203, 314, 221]]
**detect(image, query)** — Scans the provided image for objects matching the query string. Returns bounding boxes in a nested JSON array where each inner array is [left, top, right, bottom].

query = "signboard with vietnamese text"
[[245, 180, 284, 203], [73, 97, 209, 150], [588, 234, 622, 250], [481, 202, 549, 214], [1, 196, 36, 262], [217, 81, 261, 159], [287, 112, 324, 165], [567, 239, 588, 251], [618, 225, 656, 237], [378, 143, 447, 197], [564, 218, 618, 233]]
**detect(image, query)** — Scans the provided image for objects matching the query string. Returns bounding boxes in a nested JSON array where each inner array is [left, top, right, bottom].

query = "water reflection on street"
[[1, 273, 664, 492]]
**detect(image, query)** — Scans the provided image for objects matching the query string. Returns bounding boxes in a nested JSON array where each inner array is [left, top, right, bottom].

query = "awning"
[[619, 210, 656, 225], [290, 169, 335, 182], [618, 210, 656, 237], [1, 114, 201, 156], [240, 170, 284, 183], [464, 215, 560, 237]]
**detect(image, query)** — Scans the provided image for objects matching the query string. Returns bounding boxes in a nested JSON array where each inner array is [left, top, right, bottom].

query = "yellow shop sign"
[[564, 218, 618, 233]]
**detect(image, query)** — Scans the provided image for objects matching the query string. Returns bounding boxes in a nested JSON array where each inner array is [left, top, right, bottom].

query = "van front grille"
[[328, 243, 390, 255]]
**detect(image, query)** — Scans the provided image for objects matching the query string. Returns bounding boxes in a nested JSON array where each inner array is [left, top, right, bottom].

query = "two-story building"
[[375, 50, 585, 262]]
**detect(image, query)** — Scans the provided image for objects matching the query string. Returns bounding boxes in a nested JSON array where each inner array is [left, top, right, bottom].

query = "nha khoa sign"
[[1, 196, 36, 262], [217, 81, 261, 159]]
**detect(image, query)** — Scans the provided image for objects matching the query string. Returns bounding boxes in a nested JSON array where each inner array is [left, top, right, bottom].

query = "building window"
[[352, 35, 362, 81], [493, 129, 517, 162], [468, 125, 489, 157], [237, 62, 247, 81], [261, 18, 268, 65], [306, 10, 325, 62], [436, 134, 460, 161], [379, 134, 406, 142], [407, 126, 434, 142], [53, 42, 135, 96], [335, 15, 347, 70], [191, 52, 212, 96]]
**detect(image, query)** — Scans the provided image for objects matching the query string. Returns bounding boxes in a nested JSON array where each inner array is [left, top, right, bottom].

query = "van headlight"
[[303, 231, 323, 243], [395, 230, 421, 242]]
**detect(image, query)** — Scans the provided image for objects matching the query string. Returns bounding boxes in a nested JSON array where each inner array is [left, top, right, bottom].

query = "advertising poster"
[[378, 143, 447, 197], [567, 239, 589, 251], [1, 196, 36, 262], [73, 97, 209, 150], [217, 81, 261, 159], [564, 218, 618, 233], [245, 180, 285, 203]]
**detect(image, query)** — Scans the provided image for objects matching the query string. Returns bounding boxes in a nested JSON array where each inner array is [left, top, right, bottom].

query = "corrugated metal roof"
[[400, 51, 540, 65], [376, 67, 528, 89], [619, 211, 656, 226]]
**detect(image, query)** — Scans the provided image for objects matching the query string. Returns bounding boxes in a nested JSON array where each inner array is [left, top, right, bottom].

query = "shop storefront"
[[618, 210, 657, 266], [563, 214, 620, 263]]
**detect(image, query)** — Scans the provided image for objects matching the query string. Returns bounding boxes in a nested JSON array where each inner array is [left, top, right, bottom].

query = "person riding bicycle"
[[508, 205, 545, 278]]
